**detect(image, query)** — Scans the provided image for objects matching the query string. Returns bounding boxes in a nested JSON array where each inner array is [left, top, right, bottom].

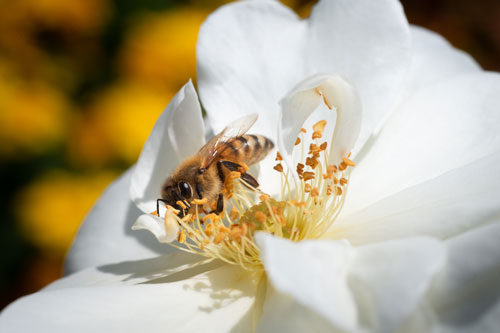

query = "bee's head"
[[161, 179, 193, 216]]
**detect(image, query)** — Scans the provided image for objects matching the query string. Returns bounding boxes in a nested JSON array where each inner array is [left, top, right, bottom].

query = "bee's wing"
[[199, 114, 258, 168]]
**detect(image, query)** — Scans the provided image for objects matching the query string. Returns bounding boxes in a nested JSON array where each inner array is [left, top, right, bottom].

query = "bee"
[[158, 114, 274, 217]]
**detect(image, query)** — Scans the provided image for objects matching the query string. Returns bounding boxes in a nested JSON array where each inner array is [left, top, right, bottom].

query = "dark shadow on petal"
[[97, 252, 216, 283], [97, 254, 261, 329]]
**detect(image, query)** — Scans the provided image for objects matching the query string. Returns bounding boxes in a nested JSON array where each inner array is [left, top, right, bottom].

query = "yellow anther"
[[340, 178, 348, 186], [273, 163, 284, 173], [275, 151, 283, 161], [254, 211, 267, 223], [310, 187, 319, 197], [260, 194, 270, 202], [149, 210, 159, 216], [320, 142, 327, 150], [335, 186, 343, 196], [200, 239, 210, 250], [241, 222, 248, 236], [300, 128, 307, 133], [191, 198, 208, 205], [295, 137, 301, 146], [342, 157, 356, 167], [213, 232, 226, 244], [296, 163, 305, 177], [178, 230, 186, 243], [230, 226, 242, 241], [203, 213, 218, 223], [176, 200, 187, 210], [309, 143, 321, 155], [229, 206, 239, 220], [306, 157, 319, 169], [303, 171, 315, 181], [205, 223, 214, 236], [219, 226, 231, 233], [288, 199, 306, 207], [313, 120, 327, 133]]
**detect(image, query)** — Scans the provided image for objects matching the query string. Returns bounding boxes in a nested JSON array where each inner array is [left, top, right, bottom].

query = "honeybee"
[[158, 114, 274, 217]]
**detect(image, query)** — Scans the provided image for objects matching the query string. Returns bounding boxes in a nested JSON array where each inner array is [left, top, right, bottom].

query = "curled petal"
[[256, 233, 358, 331], [132, 213, 178, 244], [130, 80, 205, 214], [278, 74, 362, 174]]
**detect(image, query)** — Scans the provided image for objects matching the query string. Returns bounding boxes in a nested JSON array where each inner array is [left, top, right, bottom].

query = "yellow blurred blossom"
[[0, 0, 111, 35], [69, 81, 174, 165], [16, 171, 117, 256], [0, 62, 72, 157], [119, 8, 209, 90]]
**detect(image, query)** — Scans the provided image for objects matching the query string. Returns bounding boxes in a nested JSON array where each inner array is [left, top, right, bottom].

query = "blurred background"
[[0, 0, 499, 310]]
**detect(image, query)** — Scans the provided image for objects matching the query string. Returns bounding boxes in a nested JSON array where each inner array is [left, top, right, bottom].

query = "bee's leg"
[[195, 182, 203, 199], [216, 161, 226, 183], [215, 193, 224, 214], [220, 160, 259, 188], [156, 198, 169, 217], [241, 173, 259, 188]]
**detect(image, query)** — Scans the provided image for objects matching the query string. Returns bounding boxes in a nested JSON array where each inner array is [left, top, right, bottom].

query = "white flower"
[[2, 0, 500, 332]]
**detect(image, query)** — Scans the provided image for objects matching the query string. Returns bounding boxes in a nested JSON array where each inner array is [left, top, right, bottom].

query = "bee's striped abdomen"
[[221, 134, 274, 166]]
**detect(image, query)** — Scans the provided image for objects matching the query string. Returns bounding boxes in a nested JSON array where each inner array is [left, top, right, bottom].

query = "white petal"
[[130, 80, 204, 214], [197, 0, 411, 155], [256, 233, 358, 331], [404, 26, 481, 97], [335, 151, 500, 244], [344, 72, 500, 215], [349, 237, 445, 332], [429, 222, 500, 329], [197, 0, 306, 140], [257, 284, 341, 333], [65, 169, 174, 275], [307, 0, 412, 153], [132, 213, 178, 244], [279, 74, 362, 170], [0, 264, 256, 333]]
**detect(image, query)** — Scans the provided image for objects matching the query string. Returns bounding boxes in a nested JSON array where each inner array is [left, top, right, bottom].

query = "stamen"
[[273, 163, 284, 172], [147, 119, 355, 272]]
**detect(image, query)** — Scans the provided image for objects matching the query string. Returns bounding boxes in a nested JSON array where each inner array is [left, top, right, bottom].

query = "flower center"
[[162, 120, 354, 271]]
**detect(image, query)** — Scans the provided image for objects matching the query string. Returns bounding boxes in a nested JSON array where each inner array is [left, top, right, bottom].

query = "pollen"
[[254, 211, 267, 223], [153, 119, 356, 272], [342, 157, 356, 167], [176, 200, 187, 210], [303, 171, 315, 181], [178, 230, 187, 243], [191, 198, 208, 205], [229, 206, 239, 220], [260, 194, 270, 202]]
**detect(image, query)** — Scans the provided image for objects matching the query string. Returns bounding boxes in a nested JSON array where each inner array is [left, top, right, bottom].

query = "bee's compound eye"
[[178, 182, 193, 199]]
